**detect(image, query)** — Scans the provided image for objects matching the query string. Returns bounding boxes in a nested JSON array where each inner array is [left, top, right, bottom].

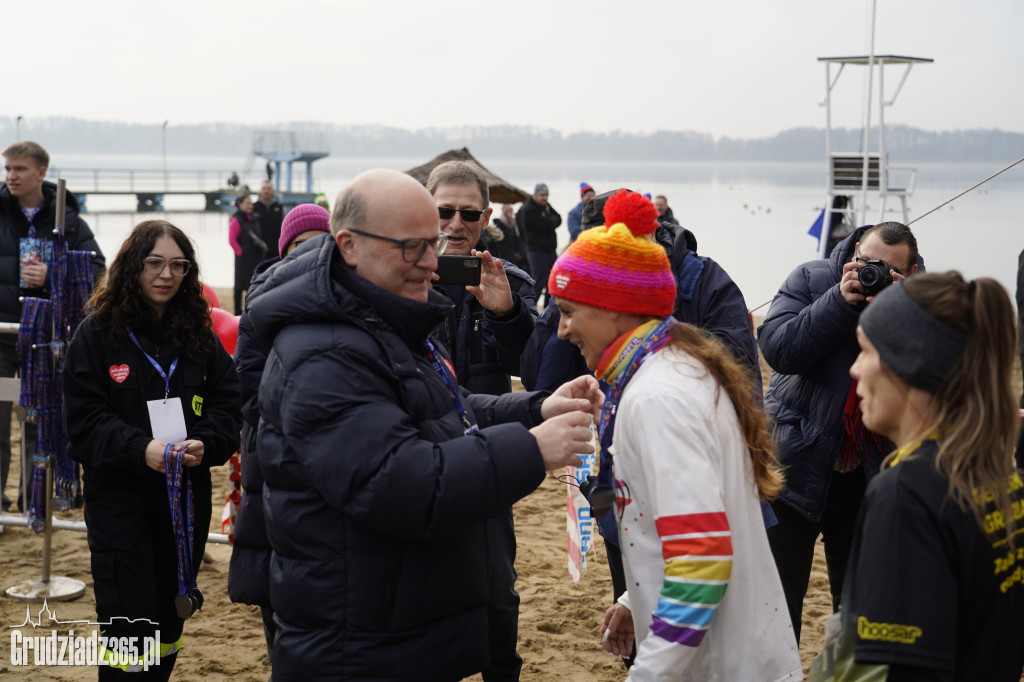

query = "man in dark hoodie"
[[0, 141, 105, 512]]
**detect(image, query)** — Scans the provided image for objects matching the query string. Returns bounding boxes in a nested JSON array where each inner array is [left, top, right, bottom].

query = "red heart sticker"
[[109, 364, 130, 383]]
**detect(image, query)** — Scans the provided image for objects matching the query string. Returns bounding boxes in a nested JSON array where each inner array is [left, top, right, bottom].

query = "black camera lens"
[[857, 260, 894, 297]]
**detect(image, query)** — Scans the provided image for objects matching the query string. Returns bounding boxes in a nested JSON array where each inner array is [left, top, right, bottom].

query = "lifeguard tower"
[[817, 53, 932, 257], [253, 130, 330, 195]]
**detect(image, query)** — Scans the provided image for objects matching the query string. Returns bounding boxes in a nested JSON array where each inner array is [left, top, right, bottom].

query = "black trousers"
[[766, 467, 867, 642], [483, 508, 521, 682], [527, 251, 556, 309]]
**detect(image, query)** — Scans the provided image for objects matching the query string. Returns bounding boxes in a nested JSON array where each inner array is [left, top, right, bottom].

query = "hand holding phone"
[[435, 255, 482, 286]]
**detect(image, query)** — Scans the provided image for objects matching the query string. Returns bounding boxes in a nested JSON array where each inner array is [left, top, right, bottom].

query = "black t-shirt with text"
[[845, 439, 1024, 680]]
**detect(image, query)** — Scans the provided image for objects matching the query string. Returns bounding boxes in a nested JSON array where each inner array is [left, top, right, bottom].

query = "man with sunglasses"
[[427, 160, 538, 681], [0, 141, 105, 514], [757, 221, 921, 645], [246, 168, 601, 681]]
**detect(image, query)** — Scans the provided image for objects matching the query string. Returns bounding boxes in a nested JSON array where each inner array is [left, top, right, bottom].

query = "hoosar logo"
[[856, 616, 922, 644]]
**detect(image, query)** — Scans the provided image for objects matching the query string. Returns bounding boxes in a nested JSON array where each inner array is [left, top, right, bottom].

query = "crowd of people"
[[1, 142, 1024, 681]]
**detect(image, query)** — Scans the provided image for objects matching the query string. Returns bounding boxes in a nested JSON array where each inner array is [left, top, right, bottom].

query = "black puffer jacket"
[[0, 181, 105, 344], [226, 255, 281, 608], [757, 226, 923, 520], [247, 238, 548, 681]]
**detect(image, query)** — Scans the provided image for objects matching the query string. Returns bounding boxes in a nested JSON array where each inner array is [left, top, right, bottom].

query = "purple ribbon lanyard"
[[423, 339, 478, 436], [164, 444, 196, 600]]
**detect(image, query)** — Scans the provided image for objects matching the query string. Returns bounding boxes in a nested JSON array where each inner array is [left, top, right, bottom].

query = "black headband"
[[860, 282, 968, 394]]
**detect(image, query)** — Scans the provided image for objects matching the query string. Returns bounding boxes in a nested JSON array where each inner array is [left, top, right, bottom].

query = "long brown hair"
[[87, 220, 213, 360], [667, 324, 785, 499], [901, 272, 1018, 536]]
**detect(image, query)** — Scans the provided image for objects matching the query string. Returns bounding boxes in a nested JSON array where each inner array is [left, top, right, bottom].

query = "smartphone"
[[435, 255, 482, 286]]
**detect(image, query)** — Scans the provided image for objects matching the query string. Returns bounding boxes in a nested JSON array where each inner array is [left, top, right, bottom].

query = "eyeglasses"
[[142, 256, 191, 276], [854, 246, 912, 276], [347, 229, 450, 262], [437, 207, 485, 223]]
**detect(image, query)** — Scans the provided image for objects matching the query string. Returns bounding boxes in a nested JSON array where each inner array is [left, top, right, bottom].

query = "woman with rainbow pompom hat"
[[548, 190, 801, 680]]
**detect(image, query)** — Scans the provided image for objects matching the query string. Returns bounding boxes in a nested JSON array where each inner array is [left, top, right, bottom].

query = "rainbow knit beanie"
[[548, 189, 675, 316]]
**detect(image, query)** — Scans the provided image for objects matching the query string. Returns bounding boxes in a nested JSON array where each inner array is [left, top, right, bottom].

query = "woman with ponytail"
[[549, 190, 800, 680], [810, 272, 1024, 681]]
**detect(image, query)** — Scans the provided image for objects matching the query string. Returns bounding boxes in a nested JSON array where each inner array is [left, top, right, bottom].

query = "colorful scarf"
[[589, 317, 677, 515]]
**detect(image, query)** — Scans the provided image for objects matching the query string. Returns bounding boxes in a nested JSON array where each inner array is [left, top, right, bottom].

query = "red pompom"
[[602, 189, 659, 237]]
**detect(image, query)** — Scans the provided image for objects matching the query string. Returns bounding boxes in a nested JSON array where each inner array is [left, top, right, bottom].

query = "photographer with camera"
[[757, 221, 921, 644]]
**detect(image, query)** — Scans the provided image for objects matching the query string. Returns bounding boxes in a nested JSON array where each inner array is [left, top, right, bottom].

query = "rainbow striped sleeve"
[[650, 512, 733, 647]]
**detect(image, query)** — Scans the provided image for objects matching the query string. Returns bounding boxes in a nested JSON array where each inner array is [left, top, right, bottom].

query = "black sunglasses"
[[348, 229, 450, 262], [437, 207, 485, 223]]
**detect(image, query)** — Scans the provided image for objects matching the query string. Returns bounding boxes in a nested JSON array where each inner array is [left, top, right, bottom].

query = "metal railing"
[[46, 167, 310, 194]]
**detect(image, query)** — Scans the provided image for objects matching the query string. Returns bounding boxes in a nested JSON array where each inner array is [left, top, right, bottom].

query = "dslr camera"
[[857, 259, 894, 297]]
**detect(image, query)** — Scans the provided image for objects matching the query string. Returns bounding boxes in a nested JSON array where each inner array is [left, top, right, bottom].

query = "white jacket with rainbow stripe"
[[613, 347, 801, 681]]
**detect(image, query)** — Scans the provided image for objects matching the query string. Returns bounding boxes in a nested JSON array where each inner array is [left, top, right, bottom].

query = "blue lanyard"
[[423, 338, 478, 436], [126, 328, 178, 400]]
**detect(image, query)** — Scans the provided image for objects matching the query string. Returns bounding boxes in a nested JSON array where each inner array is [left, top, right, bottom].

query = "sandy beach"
[[0, 459, 833, 681]]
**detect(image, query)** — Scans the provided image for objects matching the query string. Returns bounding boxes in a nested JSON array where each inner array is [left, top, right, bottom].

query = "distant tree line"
[[0, 117, 1020, 163]]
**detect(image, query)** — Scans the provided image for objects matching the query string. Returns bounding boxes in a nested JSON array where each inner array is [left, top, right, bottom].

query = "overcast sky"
[[5, 0, 1022, 139]]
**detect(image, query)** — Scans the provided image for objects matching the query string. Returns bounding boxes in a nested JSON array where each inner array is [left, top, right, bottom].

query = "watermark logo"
[[8, 600, 161, 671]]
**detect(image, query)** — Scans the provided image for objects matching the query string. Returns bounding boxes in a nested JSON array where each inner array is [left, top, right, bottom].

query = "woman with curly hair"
[[548, 190, 800, 680], [63, 220, 241, 679], [810, 272, 1024, 681]]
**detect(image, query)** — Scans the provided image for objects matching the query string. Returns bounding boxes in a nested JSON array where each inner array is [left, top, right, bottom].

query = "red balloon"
[[201, 282, 220, 309], [210, 307, 240, 355]]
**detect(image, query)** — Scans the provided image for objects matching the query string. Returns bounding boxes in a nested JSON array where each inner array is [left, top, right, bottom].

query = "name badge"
[[148, 397, 188, 443]]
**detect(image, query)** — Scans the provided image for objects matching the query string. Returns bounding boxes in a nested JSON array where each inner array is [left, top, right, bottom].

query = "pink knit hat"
[[278, 203, 331, 256], [548, 190, 675, 316]]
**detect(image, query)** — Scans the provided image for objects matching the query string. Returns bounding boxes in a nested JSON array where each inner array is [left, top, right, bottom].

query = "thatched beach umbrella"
[[405, 148, 530, 205]]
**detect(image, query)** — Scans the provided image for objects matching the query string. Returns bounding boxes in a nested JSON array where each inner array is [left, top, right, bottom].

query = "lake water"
[[58, 154, 1023, 313]]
